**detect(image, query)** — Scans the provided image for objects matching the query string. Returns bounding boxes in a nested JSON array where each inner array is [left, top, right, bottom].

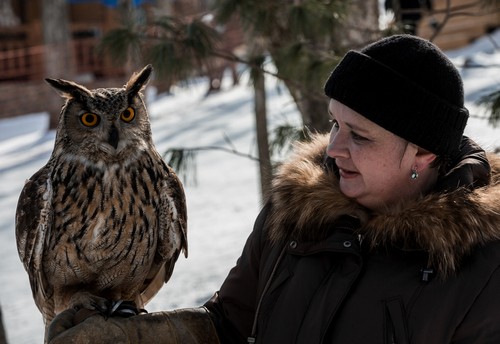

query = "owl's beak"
[[108, 125, 119, 150]]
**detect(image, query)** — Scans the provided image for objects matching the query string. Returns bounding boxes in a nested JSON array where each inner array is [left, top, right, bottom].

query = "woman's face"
[[326, 99, 421, 211]]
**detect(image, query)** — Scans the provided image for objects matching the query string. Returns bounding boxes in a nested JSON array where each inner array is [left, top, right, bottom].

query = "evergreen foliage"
[[99, 12, 220, 83], [477, 89, 500, 127], [214, 0, 345, 101], [98, 0, 500, 192]]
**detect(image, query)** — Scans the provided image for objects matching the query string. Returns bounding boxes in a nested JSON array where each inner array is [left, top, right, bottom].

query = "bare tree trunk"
[[250, 40, 272, 201], [42, 0, 73, 129], [268, 0, 380, 133], [285, 82, 332, 133], [254, 69, 272, 201], [291, 0, 380, 133]]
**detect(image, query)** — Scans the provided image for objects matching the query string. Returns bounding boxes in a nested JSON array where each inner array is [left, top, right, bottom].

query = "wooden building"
[[417, 0, 499, 51], [0, 1, 147, 82]]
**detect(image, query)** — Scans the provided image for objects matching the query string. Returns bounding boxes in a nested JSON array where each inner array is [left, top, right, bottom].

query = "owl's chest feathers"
[[48, 155, 167, 277]]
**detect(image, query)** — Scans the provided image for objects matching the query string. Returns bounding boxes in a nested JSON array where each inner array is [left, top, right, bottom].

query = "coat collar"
[[267, 134, 500, 277]]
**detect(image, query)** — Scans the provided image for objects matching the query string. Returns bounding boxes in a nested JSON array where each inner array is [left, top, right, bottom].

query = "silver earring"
[[411, 168, 419, 180]]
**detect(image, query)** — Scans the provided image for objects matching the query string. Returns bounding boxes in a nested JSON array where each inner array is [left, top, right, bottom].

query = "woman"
[[48, 35, 500, 343]]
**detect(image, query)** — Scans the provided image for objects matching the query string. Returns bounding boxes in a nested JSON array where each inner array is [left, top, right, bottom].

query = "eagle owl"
[[15, 65, 187, 333]]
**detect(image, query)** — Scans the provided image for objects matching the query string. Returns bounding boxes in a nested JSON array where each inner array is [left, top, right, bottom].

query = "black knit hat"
[[324, 34, 468, 156]]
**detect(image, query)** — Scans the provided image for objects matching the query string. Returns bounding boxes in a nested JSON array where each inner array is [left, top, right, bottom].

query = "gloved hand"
[[47, 307, 220, 344], [435, 136, 491, 192]]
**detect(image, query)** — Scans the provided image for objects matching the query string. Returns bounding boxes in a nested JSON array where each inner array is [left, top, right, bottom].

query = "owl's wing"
[[138, 163, 188, 306], [15, 166, 54, 321]]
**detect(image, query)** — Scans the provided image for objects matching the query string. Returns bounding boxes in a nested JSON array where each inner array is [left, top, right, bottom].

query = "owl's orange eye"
[[80, 113, 100, 127], [121, 107, 135, 123]]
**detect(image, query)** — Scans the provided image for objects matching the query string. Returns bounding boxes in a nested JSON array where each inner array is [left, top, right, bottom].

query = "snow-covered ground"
[[1, 31, 499, 343]]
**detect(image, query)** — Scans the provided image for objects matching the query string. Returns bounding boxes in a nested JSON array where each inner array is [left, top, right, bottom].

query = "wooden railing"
[[0, 45, 44, 81], [0, 24, 123, 81]]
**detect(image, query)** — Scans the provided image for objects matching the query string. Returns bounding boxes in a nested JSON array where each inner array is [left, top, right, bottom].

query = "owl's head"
[[46, 65, 155, 163]]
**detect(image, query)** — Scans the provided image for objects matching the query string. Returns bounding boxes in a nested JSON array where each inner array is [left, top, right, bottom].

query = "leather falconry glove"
[[47, 307, 221, 344]]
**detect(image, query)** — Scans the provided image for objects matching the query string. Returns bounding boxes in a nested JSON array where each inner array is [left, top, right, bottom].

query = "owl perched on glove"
[[15, 65, 187, 337]]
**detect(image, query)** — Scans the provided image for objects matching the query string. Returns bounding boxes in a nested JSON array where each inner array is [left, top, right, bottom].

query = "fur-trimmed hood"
[[268, 134, 500, 277]]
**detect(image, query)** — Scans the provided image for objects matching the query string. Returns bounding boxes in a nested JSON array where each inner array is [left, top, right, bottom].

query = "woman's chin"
[[339, 181, 361, 200]]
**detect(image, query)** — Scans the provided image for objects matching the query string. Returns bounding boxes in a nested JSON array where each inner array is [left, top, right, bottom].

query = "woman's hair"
[[431, 155, 451, 176], [399, 140, 449, 177]]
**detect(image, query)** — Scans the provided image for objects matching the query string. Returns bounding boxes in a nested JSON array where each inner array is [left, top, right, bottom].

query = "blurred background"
[[0, 0, 498, 131], [1, 0, 499, 196], [0, 0, 499, 343]]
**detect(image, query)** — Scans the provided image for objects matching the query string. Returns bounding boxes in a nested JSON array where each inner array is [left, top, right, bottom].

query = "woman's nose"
[[327, 129, 349, 159]]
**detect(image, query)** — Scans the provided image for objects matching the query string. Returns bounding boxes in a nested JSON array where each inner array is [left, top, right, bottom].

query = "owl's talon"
[[107, 300, 123, 316], [89, 300, 109, 313], [106, 300, 147, 318], [68, 291, 109, 315]]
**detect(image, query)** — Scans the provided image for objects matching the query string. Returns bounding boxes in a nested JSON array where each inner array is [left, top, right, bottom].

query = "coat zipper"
[[247, 243, 288, 344]]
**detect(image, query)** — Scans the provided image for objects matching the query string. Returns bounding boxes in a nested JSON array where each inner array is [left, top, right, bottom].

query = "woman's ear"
[[415, 147, 437, 170]]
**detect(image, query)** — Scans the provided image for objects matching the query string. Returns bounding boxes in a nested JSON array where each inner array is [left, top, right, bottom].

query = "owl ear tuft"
[[125, 64, 153, 96], [45, 78, 93, 100]]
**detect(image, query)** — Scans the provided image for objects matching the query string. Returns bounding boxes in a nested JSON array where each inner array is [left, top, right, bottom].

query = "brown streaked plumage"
[[15, 65, 187, 336]]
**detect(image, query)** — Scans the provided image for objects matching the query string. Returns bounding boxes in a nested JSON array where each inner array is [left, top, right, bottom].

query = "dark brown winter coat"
[[205, 134, 500, 344]]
